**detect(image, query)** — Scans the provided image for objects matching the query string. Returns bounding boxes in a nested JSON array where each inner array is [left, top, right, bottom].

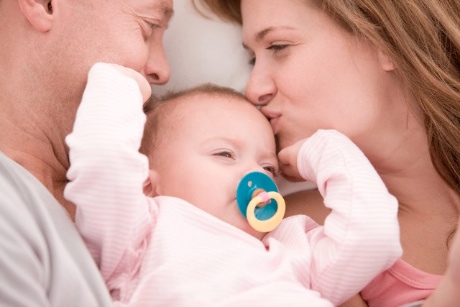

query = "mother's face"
[[241, 0, 407, 158]]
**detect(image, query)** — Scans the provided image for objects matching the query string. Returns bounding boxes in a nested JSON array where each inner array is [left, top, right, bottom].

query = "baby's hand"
[[278, 139, 307, 182], [107, 63, 152, 103]]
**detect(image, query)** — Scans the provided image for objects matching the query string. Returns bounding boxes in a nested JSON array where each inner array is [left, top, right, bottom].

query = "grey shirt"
[[0, 152, 112, 306]]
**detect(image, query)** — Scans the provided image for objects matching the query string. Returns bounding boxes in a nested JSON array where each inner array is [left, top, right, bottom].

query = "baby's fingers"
[[109, 64, 152, 103], [278, 145, 302, 182]]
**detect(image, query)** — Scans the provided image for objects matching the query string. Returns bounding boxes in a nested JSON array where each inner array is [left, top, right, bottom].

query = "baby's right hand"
[[106, 63, 152, 103], [278, 130, 365, 183]]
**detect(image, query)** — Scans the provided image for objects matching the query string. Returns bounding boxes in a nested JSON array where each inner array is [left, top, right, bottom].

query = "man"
[[0, 0, 173, 305]]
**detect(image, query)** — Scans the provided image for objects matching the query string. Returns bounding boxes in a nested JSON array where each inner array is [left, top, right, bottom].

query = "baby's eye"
[[214, 151, 235, 159], [263, 165, 279, 177]]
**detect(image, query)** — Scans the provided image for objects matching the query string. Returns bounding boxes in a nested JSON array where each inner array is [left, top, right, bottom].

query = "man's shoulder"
[[0, 152, 56, 214], [0, 151, 72, 237], [0, 152, 112, 306]]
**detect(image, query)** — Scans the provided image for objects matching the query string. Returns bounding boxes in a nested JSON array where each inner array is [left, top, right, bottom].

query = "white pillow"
[[151, 0, 251, 96], [152, 0, 315, 195]]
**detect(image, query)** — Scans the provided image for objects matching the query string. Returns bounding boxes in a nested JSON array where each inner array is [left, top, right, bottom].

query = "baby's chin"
[[229, 203, 268, 240], [236, 220, 265, 240]]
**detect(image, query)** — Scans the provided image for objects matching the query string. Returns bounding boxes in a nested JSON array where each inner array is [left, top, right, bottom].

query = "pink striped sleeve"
[[297, 129, 402, 306], [64, 63, 154, 292]]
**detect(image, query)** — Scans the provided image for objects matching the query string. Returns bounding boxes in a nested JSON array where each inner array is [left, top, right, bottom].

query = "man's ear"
[[18, 0, 54, 32], [143, 170, 161, 197], [378, 49, 395, 72]]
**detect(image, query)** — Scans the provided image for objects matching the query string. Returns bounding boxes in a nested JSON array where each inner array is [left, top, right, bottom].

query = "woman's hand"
[[423, 216, 460, 306]]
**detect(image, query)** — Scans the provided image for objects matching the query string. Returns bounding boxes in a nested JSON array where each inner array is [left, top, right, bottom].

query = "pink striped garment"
[[65, 63, 402, 306]]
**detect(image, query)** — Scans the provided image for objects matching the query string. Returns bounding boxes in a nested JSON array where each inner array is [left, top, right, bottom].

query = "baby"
[[65, 63, 402, 306]]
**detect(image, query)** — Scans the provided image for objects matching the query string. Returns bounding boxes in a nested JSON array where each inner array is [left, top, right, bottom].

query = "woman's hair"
[[194, 0, 242, 24], [140, 83, 247, 158], [198, 0, 460, 194]]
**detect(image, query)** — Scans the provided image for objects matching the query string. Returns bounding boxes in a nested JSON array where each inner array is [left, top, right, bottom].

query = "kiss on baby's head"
[[139, 83, 278, 239], [140, 83, 274, 164]]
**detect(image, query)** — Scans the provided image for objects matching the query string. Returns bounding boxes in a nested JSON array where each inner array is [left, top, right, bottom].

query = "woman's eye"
[[267, 44, 289, 53], [247, 51, 256, 66]]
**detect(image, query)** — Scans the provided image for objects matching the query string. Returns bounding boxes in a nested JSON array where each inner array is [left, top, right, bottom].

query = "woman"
[[197, 0, 460, 306]]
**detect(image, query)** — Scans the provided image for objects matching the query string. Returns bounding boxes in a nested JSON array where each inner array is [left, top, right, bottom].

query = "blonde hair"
[[198, 0, 460, 194], [140, 83, 247, 159]]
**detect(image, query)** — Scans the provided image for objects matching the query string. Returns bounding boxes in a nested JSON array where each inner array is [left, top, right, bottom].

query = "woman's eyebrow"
[[243, 26, 294, 49], [243, 27, 272, 49]]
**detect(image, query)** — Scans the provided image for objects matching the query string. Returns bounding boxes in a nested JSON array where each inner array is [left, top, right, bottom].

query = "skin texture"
[[237, 0, 460, 305], [145, 94, 279, 239], [0, 0, 173, 218]]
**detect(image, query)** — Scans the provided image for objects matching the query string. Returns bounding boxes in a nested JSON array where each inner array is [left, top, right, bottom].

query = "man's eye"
[[141, 22, 158, 39], [147, 22, 160, 29]]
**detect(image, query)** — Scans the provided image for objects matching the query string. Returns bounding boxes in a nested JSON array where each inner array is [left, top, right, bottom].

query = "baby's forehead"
[[149, 92, 276, 153], [164, 92, 252, 118], [152, 90, 271, 141]]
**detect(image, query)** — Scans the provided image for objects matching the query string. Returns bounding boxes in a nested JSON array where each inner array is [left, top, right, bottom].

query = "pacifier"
[[236, 172, 286, 232]]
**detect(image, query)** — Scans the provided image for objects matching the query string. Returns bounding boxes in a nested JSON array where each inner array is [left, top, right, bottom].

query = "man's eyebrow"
[[146, 1, 174, 19], [160, 1, 174, 19]]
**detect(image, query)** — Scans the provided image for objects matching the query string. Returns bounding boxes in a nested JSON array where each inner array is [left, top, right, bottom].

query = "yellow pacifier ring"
[[246, 191, 286, 232]]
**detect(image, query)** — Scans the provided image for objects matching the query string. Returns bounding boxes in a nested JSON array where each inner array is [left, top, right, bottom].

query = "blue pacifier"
[[236, 172, 286, 232]]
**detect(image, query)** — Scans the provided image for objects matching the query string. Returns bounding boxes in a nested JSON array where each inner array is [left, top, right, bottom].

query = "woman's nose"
[[144, 42, 171, 85], [244, 66, 276, 108]]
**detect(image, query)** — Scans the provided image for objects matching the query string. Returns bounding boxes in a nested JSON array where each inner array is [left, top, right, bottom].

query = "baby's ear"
[[143, 170, 160, 197]]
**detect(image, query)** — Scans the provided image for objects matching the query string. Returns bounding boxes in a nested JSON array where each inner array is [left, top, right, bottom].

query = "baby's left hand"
[[278, 139, 306, 182]]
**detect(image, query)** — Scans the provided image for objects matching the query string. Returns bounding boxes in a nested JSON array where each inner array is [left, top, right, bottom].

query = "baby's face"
[[151, 94, 278, 238]]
